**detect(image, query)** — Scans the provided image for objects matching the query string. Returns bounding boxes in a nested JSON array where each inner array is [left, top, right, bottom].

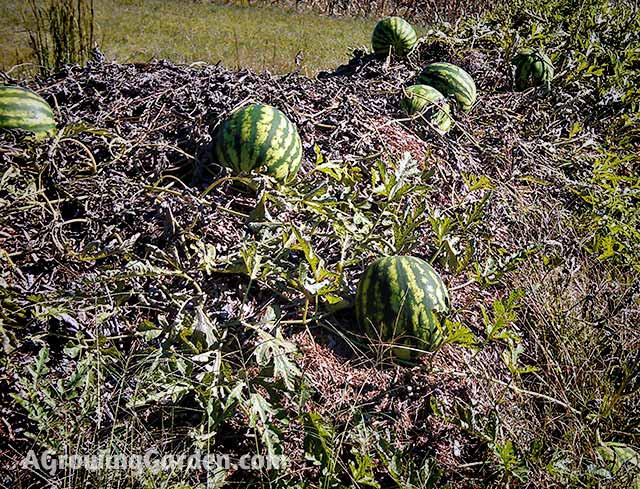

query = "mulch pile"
[[0, 40, 588, 484]]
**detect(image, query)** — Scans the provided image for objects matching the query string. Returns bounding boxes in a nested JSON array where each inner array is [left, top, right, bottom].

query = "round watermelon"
[[0, 85, 56, 136], [417, 62, 477, 112], [372, 17, 417, 58], [512, 48, 554, 90], [214, 104, 303, 182], [401, 84, 453, 134], [355, 256, 450, 360]]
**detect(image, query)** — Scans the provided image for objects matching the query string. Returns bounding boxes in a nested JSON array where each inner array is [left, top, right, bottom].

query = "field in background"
[[0, 0, 377, 76], [2, 0, 639, 487]]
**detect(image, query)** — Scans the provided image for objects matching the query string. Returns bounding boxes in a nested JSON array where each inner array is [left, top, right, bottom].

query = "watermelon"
[[417, 62, 477, 112], [214, 104, 303, 182], [355, 256, 450, 360], [401, 84, 453, 134], [372, 17, 417, 58], [512, 48, 554, 90], [0, 85, 56, 136]]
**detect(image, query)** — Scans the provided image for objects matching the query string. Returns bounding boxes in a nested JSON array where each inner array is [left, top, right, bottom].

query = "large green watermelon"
[[512, 48, 554, 90], [372, 17, 417, 58], [214, 104, 303, 182], [0, 85, 56, 136], [401, 84, 453, 134], [355, 256, 450, 360], [417, 62, 477, 112]]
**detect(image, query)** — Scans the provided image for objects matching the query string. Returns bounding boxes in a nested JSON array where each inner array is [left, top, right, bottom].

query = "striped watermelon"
[[417, 62, 477, 112], [372, 17, 417, 58], [512, 48, 554, 90], [0, 85, 56, 136], [355, 256, 450, 360], [401, 84, 453, 134], [214, 104, 303, 182]]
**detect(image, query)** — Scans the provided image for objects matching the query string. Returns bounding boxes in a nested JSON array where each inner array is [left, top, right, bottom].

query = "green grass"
[[0, 0, 377, 75]]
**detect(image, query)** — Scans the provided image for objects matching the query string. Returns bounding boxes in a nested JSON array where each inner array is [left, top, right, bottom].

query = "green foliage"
[[303, 412, 337, 474], [2, 0, 639, 488], [580, 152, 640, 270]]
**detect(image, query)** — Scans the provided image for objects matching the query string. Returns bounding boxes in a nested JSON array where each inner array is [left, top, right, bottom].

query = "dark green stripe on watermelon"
[[256, 107, 282, 171], [247, 106, 261, 168], [270, 126, 302, 180], [392, 257, 414, 340], [0, 85, 56, 135], [416, 62, 477, 112], [234, 107, 248, 171], [0, 116, 53, 133]]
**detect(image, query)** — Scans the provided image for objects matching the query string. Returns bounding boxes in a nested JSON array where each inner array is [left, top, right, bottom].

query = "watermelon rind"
[[401, 84, 453, 134], [0, 85, 56, 136], [355, 255, 450, 360], [214, 103, 303, 182], [417, 62, 477, 113], [512, 48, 554, 90], [372, 17, 418, 58]]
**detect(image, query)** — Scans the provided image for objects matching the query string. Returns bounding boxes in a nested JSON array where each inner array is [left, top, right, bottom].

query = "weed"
[[24, 0, 95, 75]]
